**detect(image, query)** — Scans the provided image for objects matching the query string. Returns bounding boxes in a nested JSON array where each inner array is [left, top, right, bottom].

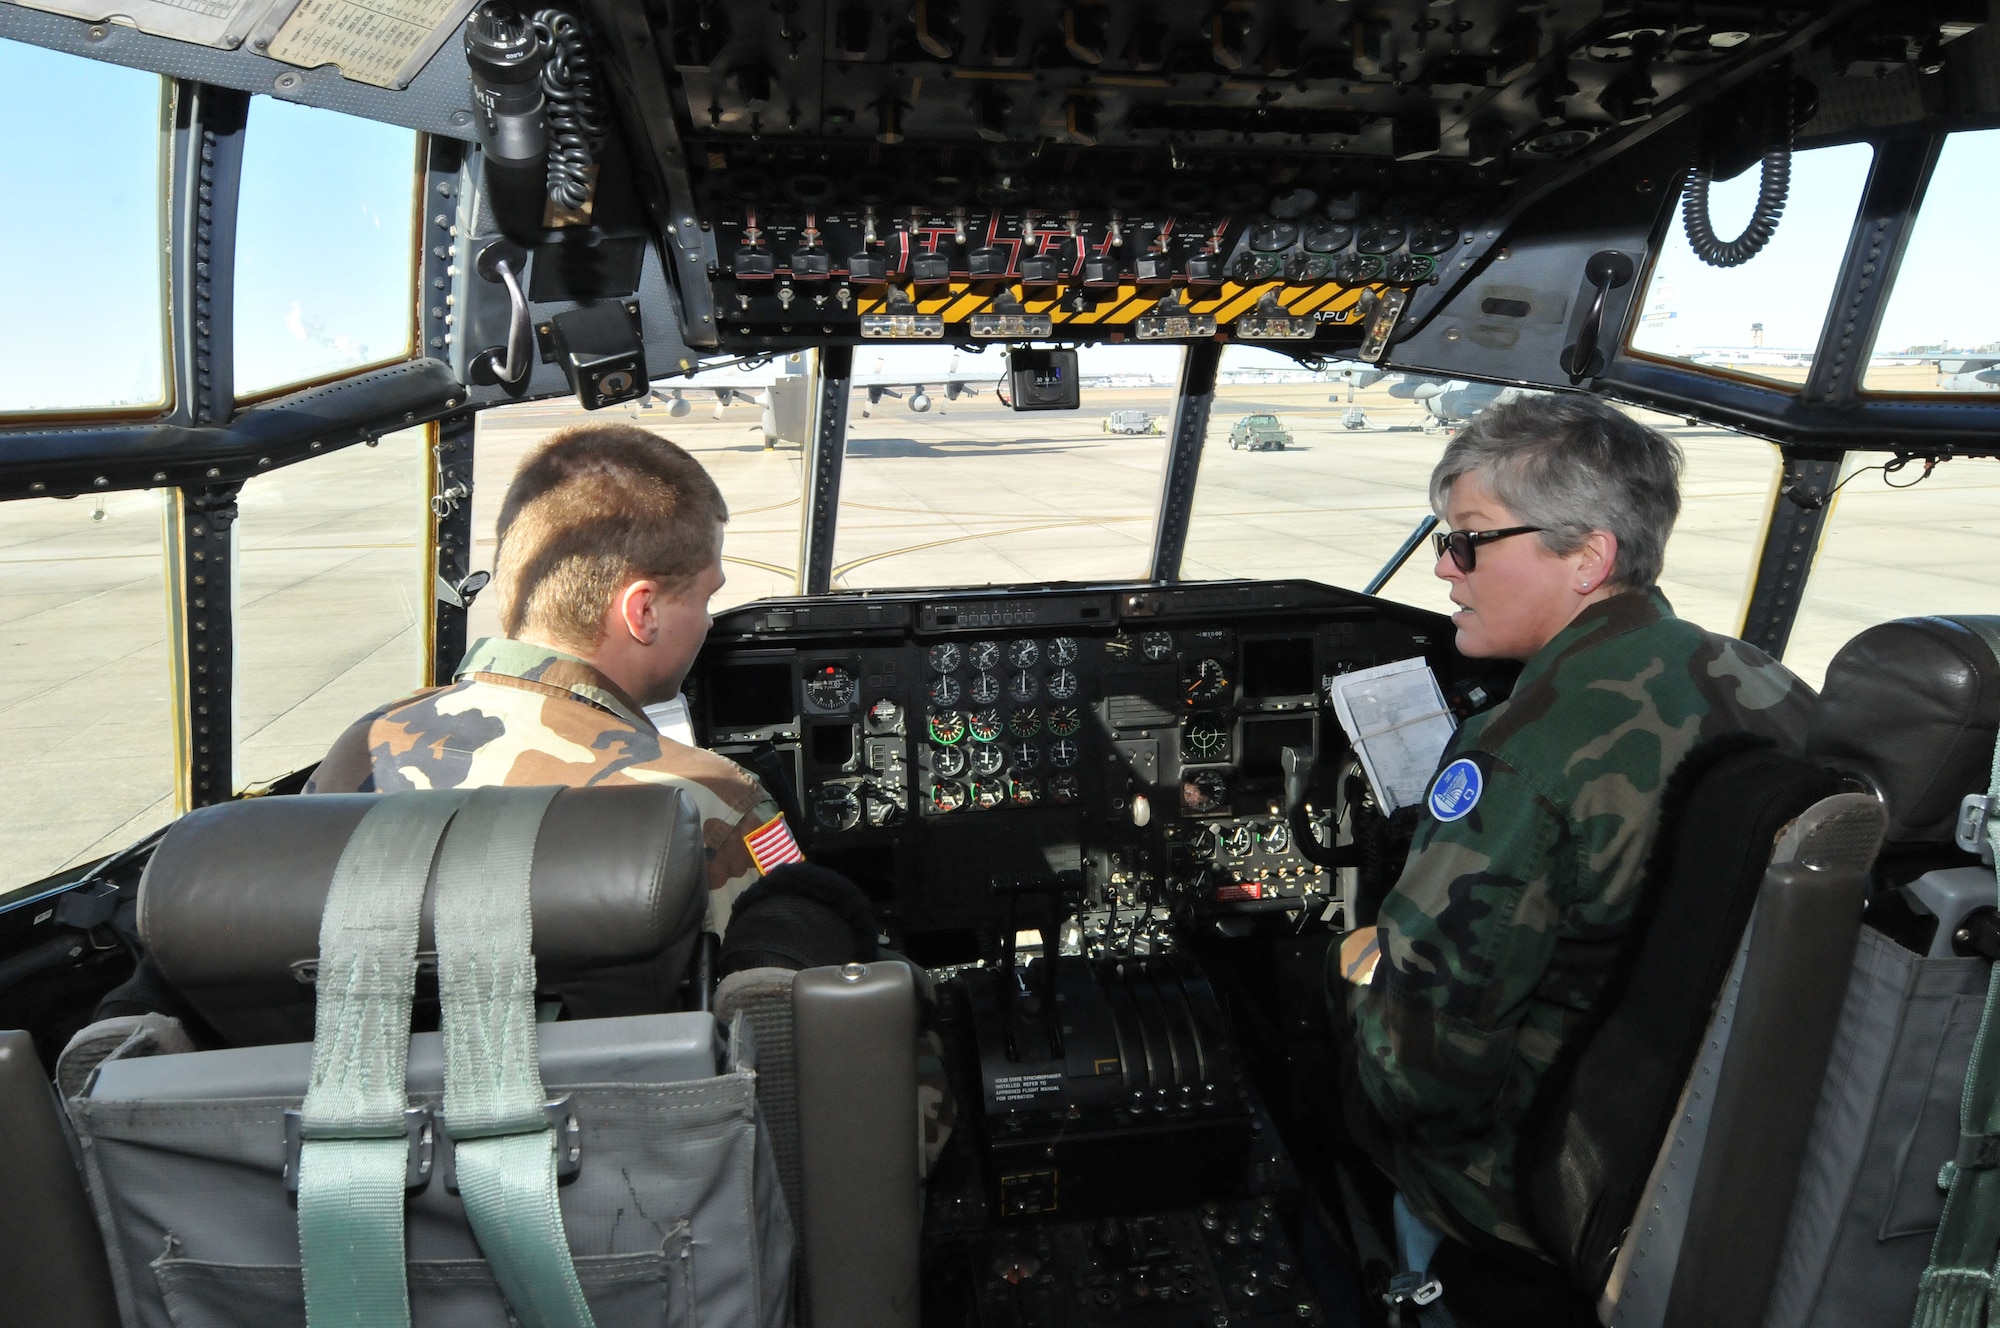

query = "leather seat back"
[[140, 785, 707, 1045]]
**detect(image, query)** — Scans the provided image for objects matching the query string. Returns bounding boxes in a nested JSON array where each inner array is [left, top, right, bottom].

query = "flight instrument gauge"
[[1012, 741, 1041, 771], [1046, 705, 1082, 737], [1183, 720, 1228, 761], [967, 708, 1004, 742], [1226, 824, 1257, 858], [1047, 669, 1081, 701], [930, 744, 968, 779], [971, 779, 1008, 811], [927, 643, 963, 673], [1104, 634, 1136, 660], [813, 786, 861, 832], [866, 698, 902, 732], [1193, 825, 1221, 858], [1047, 636, 1080, 666], [1011, 777, 1042, 807], [1185, 659, 1230, 706], [1050, 774, 1081, 804], [1008, 707, 1043, 738], [929, 780, 967, 814], [1008, 670, 1039, 703], [1007, 639, 1041, 669], [1049, 738, 1080, 769], [928, 710, 967, 745], [1182, 770, 1229, 815], [968, 640, 1003, 670], [1141, 631, 1175, 662], [928, 674, 962, 707], [969, 671, 1003, 705], [970, 742, 1008, 776], [804, 664, 857, 711], [1264, 822, 1292, 855]]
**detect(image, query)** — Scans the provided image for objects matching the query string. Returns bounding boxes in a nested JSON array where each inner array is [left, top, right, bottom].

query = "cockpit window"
[[829, 344, 1179, 590], [233, 428, 430, 789], [1784, 455, 2000, 689], [232, 97, 420, 401], [0, 40, 169, 416], [1628, 143, 1875, 388], [0, 492, 176, 883], [1864, 129, 2000, 394]]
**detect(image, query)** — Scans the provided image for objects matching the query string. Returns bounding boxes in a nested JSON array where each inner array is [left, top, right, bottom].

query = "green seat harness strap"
[[434, 784, 596, 1328], [1916, 618, 2000, 1328], [296, 791, 470, 1328]]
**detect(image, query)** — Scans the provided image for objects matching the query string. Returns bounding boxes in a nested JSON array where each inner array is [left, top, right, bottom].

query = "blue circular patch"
[[1429, 758, 1483, 822]]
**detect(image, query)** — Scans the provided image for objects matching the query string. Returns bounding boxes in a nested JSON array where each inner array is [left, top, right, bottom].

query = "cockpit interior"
[[5, 1, 2000, 1326]]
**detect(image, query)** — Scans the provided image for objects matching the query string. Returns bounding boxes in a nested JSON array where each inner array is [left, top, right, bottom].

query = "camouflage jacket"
[[1346, 589, 1815, 1251], [305, 638, 792, 932]]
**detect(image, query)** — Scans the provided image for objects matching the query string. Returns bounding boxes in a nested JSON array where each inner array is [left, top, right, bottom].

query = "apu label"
[[1429, 757, 1483, 822], [991, 1073, 1063, 1105]]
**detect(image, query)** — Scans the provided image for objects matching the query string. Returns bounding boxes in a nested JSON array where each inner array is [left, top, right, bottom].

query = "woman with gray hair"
[[1331, 393, 1816, 1322]]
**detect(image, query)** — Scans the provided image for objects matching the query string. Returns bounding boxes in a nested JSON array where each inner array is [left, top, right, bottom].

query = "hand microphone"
[[463, 2, 548, 244]]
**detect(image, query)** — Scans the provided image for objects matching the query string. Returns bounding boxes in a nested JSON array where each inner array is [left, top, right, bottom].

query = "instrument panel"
[[690, 580, 1505, 959]]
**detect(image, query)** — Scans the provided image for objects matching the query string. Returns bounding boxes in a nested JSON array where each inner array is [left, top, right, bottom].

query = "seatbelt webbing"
[[1915, 619, 2000, 1328], [434, 785, 595, 1328], [297, 792, 469, 1328]]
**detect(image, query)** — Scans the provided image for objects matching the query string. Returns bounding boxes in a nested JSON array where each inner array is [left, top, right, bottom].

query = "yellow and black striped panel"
[[852, 281, 1386, 329]]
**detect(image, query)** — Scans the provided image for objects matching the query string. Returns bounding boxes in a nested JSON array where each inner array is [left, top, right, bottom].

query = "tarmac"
[[4, 369, 1996, 890]]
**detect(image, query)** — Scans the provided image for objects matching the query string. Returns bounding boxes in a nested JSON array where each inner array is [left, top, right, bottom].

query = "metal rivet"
[[274, 71, 302, 91], [206, 467, 221, 478], [840, 963, 866, 982]]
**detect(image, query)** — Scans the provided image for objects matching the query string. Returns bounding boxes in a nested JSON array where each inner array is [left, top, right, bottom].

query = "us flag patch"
[[743, 814, 805, 872]]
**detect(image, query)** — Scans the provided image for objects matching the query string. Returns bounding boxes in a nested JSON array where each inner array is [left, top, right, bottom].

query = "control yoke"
[[1283, 745, 1358, 872]]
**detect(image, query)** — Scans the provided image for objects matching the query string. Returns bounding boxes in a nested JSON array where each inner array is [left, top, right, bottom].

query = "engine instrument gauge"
[[804, 664, 857, 710], [1007, 639, 1041, 669], [1012, 741, 1041, 771], [928, 710, 966, 745], [1182, 770, 1229, 815], [970, 742, 1008, 776], [929, 780, 967, 814], [1049, 774, 1080, 804], [1047, 636, 1080, 666], [968, 640, 1003, 670], [1183, 720, 1228, 761], [1141, 631, 1176, 662], [928, 674, 962, 707], [1226, 824, 1257, 858], [1010, 777, 1042, 807], [1185, 658, 1230, 705], [966, 708, 1004, 742], [1048, 738, 1080, 769], [969, 671, 1003, 705], [1104, 634, 1136, 660], [930, 744, 968, 779], [1047, 669, 1080, 701], [1046, 705, 1082, 737], [1193, 826, 1221, 858], [1008, 707, 1043, 738], [1264, 822, 1292, 855], [812, 786, 861, 832], [971, 779, 1008, 810], [1007, 670, 1039, 703], [926, 643, 963, 674]]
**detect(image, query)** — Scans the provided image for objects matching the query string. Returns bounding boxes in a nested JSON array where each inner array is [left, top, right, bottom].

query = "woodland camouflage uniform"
[[1343, 588, 1815, 1252], [306, 637, 785, 933]]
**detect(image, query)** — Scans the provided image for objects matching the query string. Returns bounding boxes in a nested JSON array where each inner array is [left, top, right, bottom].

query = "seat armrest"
[[0, 1030, 121, 1328]]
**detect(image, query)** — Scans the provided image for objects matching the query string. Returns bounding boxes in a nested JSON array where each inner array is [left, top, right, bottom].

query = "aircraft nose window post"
[[9, 4, 2000, 1327]]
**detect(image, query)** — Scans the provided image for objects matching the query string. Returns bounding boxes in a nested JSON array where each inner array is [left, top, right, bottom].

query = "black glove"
[[718, 862, 880, 976]]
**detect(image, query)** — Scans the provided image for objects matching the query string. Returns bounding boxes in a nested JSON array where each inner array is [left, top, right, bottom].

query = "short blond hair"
[[493, 423, 729, 651]]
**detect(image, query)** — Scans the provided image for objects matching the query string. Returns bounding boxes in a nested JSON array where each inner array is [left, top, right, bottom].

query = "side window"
[[0, 493, 176, 884], [1628, 143, 1875, 387], [233, 98, 420, 400], [1864, 129, 2000, 393], [0, 39, 169, 416], [232, 428, 431, 788]]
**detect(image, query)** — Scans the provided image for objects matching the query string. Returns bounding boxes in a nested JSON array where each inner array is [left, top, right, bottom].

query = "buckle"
[[1957, 1131, 2000, 1172], [1385, 1271, 1444, 1307], [283, 1106, 435, 1195], [1956, 794, 1997, 864], [438, 1097, 583, 1195]]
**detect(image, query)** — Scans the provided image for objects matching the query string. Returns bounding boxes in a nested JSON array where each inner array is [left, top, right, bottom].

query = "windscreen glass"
[[233, 98, 419, 399], [830, 344, 1180, 589], [1864, 129, 2000, 393], [233, 428, 430, 788], [1628, 143, 1875, 387], [0, 40, 168, 415], [0, 493, 175, 887]]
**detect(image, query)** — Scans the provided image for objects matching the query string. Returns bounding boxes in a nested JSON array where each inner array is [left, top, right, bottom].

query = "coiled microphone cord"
[[532, 8, 610, 212], [1680, 72, 1793, 269]]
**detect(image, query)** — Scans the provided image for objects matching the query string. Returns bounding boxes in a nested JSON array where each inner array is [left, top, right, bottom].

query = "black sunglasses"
[[1432, 525, 1545, 573]]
